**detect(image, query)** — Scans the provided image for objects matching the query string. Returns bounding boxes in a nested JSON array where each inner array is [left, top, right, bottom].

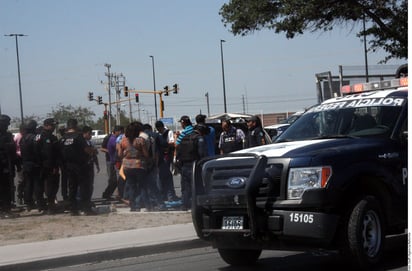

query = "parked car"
[[264, 111, 304, 141], [91, 129, 107, 145]]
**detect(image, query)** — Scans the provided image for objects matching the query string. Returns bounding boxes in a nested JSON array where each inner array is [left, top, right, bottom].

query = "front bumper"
[[192, 154, 339, 250]]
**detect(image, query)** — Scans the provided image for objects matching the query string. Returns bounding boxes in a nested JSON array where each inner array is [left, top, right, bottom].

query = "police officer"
[[38, 118, 60, 214], [20, 119, 42, 212], [0, 114, 17, 217], [82, 125, 99, 213], [245, 115, 265, 148], [60, 119, 95, 215], [175, 116, 207, 210], [219, 119, 245, 154]]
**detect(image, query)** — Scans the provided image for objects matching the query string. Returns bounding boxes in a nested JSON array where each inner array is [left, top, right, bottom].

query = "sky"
[[1, 0, 406, 126]]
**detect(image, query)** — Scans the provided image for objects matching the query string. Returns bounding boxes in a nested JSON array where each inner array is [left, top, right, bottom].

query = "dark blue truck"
[[191, 77, 408, 268]]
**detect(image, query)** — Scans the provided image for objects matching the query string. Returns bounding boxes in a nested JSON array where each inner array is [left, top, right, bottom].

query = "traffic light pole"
[[126, 84, 179, 119]]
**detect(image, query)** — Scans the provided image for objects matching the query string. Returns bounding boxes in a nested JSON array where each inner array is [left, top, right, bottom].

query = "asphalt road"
[[40, 245, 408, 271]]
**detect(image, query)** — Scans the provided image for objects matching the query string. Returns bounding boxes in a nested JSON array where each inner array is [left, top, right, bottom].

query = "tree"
[[219, 0, 407, 62], [47, 103, 96, 127]]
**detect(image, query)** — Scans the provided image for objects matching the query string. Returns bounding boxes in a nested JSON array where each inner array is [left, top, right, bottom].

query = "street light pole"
[[5, 34, 27, 125], [362, 14, 369, 83], [220, 40, 227, 113], [149, 55, 158, 120], [104, 63, 112, 133]]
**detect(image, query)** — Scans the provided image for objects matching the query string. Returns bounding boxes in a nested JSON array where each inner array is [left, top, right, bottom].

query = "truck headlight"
[[287, 167, 332, 200]]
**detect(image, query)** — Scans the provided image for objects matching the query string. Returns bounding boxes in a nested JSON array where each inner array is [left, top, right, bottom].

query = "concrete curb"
[[0, 223, 209, 271], [1, 239, 208, 271]]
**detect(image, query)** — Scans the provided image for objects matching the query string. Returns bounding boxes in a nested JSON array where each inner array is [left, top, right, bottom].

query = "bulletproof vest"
[[60, 131, 87, 165], [178, 131, 200, 162], [221, 128, 242, 154], [20, 133, 41, 165]]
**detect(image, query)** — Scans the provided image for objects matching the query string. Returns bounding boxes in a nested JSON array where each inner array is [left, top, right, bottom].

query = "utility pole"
[[104, 63, 112, 133], [205, 92, 210, 116], [220, 39, 227, 113], [149, 56, 158, 120], [363, 13, 369, 82], [242, 95, 246, 114]]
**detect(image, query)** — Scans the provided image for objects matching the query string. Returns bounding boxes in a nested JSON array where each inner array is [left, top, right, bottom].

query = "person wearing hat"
[[218, 119, 245, 154], [245, 115, 265, 148], [175, 115, 193, 146], [0, 114, 18, 217], [37, 118, 60, 214]]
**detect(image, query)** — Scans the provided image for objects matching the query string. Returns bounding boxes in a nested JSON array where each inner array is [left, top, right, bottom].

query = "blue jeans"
[[124, 168, 149, 210], [180, 162, 194, 209]]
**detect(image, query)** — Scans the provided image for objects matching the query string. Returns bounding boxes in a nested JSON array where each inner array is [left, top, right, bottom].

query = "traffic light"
[[88, 92, 94, 101], [97, 96, 103, 104], [173, 84, 178, 94], [124, 86, 128, 97], [135, 93, 139, 103], [164, 86, 169, 96]]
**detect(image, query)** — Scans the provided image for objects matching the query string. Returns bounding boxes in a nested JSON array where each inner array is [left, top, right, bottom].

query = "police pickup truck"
[[191, 77, 408, 268]]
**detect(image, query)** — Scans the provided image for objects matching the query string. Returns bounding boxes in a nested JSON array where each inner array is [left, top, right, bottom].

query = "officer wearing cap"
[[37, 118, 60, 214], [246, 115, 265, 148], [0, 114, 18, 217]]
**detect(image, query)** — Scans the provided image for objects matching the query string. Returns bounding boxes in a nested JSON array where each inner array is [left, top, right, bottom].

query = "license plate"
[[222, 216, 244, 229]]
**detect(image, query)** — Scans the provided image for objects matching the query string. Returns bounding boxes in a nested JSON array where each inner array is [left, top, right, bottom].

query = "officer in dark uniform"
[[245, 115, 265, 148], [20, 119, 42, 212], [60, 119, 95, 215], [38, 118, 60, 214], [0, 114, 17, 217], [176, 117, 207, 210], [219, 119, 245, 154]]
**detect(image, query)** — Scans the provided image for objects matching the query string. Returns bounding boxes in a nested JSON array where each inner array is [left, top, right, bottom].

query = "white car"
[[91, 129, 107, 145]]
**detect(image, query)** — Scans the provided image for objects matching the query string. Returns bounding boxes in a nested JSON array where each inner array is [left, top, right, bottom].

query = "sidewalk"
[[0, 207, 207, 271]]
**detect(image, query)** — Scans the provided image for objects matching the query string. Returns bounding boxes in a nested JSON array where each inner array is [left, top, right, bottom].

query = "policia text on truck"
[[191, 75, 407, 269]]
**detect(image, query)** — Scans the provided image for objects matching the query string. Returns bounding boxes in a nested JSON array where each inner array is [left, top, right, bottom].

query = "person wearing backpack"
[[175, 116, 207, 211]]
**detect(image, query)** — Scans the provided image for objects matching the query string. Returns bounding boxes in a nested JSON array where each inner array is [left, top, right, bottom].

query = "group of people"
[[0, 112, 267, 217]]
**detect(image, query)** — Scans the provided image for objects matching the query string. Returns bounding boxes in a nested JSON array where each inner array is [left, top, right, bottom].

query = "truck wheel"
[[346, 196, 384, 268], [218, 248, 262, 266]]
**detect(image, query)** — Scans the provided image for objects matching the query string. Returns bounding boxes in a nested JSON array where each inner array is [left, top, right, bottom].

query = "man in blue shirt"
[[195, 114, 215, 156]]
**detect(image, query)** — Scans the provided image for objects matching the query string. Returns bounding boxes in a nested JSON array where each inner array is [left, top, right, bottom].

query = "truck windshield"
[[275, 104, 403, 142]]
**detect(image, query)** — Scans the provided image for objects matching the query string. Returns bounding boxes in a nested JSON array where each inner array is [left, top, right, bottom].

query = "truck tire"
[[218, 248, 262, 266], [346, 196, 384, 268]]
